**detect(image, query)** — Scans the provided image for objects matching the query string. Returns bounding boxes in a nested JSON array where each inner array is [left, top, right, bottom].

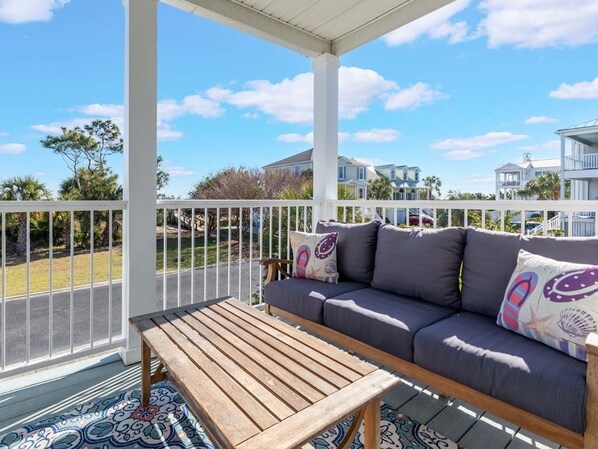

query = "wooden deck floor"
[[0, 350, 565, 449]]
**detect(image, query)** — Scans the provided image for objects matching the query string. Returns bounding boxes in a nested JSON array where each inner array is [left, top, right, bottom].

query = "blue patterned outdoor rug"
[[0, 382, 460, 449]]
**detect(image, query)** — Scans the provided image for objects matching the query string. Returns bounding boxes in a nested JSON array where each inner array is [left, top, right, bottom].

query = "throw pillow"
[[290, 231, 339, 284], [497, 250, 598, 361]]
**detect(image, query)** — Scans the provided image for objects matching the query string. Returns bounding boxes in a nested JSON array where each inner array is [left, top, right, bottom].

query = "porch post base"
[[118, 346, 142, 366]]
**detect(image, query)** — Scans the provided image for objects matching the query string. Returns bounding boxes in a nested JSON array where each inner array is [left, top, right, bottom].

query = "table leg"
[[141, 340, 151, 407], [364, 399, 381, 449]]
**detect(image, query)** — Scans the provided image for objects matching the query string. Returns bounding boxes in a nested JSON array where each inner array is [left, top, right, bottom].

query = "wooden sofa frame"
[[260, 258, 598, 449]]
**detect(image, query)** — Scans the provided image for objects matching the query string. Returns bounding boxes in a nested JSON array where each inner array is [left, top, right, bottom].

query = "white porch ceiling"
[[162, 0, 453, 56]]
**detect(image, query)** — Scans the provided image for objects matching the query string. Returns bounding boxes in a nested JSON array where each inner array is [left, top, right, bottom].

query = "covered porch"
[[2, 1, 598, 449]]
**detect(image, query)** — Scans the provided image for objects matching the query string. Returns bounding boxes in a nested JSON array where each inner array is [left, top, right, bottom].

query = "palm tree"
[[1, 176, 51, 255], [368, 177, 392, 200], [422, 175, 442, 199], [519, 172, 570, 200]]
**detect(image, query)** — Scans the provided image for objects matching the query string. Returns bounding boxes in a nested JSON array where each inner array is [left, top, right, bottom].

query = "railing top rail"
[[157, 199, 322, 208], [0, 200, 128, 213], [330, 199, 598, 211]]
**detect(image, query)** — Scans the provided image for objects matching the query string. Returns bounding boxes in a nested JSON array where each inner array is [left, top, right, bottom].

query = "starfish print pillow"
[[290, 231, 339, 284], [497, 250, 598, 361]]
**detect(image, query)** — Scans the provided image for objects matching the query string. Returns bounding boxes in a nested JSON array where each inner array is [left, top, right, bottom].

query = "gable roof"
[[263, 149, 313, 168]]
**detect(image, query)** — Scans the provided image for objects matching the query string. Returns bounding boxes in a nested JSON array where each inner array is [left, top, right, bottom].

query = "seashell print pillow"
[[497, 250, 598, 361], [290, 231, 339, 284]]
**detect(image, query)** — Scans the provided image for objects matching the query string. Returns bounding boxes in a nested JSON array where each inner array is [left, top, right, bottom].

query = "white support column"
[[312, 53, 339, 224], [560, 135, 566, 200], [120, 0, 158, 365]]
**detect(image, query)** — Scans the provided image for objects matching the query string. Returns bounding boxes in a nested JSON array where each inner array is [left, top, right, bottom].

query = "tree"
[[519, 172, 569, 200], [157, 155, 170, 192], [368, 177, 392, 200], [0, 176, 51, 254], [422, 175, 442, 199], [41, 120, 123, 190]]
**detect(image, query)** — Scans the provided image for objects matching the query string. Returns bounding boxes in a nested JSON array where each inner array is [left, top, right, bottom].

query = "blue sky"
[[0, 0, 597, 197]]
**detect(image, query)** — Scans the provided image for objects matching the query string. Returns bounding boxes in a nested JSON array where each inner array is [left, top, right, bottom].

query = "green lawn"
[[1, 234, 258, 298]]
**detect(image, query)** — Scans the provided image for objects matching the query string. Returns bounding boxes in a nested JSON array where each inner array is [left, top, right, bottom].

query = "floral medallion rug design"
[[0, 382, 460, 449]]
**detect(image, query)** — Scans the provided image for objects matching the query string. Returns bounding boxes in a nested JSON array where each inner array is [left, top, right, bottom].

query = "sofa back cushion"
[[316, 220, 380, 283], [371, 225, 465, 309], [462, 227, 598, 317]]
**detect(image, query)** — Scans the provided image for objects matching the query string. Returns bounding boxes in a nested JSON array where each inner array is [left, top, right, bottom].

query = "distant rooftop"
[[556, 118, 598, 146], [496, 157, 561, 171], [263, 149, 313, 168]]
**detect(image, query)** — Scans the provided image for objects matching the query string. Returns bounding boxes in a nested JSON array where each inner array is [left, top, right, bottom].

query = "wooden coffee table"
[[130, 297, 400, 449]]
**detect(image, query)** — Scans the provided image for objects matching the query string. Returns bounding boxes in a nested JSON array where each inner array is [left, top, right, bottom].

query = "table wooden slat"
[[156, 315, 279, 430], [237, 370, 398, 449], [177, 311, 322, 406], [204, 306, 349, 391], [134, 319, 260, 448], [226, 299, 374, 376], [187, 310, 329, 403], [163, 313, 296, 421], [216, 302, 362, 383]]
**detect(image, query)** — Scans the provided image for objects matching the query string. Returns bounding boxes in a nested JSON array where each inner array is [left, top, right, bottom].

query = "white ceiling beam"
[[162, 0, 332, 57], [331, 0, 454, 55]]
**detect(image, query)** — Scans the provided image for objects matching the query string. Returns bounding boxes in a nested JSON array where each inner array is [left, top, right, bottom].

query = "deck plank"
[[426, 399, 483, 443], [505, 429, 561, 449], [398, 387, 451, 425], [458, 412, 519, 449]]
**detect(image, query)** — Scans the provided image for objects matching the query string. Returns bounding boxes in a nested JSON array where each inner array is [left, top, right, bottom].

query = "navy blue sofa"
[[262, 222, 598, 449]]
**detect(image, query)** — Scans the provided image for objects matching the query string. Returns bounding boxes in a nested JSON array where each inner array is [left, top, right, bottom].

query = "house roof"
[[164, 0, 452, 57], [263, 149, 313, 168], [496, 158, 561, 172], [557, 118, 598, 146]]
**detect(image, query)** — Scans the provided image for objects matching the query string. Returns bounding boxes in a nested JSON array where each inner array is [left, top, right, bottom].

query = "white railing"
[[331, 199, 598, 237], [156, 200, 317, 309], [3, 198, 598, 377], [0, 201, 127, 377], [565, 153, 598, 170], [498, 180, 521, 187]]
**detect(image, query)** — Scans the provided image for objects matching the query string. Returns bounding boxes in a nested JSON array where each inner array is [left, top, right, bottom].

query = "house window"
[[293, 165, 300, 174], [338, 166, 346, 180], [390, 168, 396, 180], [414, 171, 419, 181], [535, 171, 543, 177], [358, 188, 364, 199], [358, 167, 365, 180], [403, 169, 408, 180]]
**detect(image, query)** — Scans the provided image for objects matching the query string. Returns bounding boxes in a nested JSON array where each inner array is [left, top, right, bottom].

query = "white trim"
[[163, 0, 330, 57]]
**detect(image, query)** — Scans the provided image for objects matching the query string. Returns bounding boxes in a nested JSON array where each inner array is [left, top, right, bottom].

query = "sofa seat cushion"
[[264, 278, 367, 323], [371, 225, 465, 309], [323, 288, 455, 361], [414, 312, 587, 433]]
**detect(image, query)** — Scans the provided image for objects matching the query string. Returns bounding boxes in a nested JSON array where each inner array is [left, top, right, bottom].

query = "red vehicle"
[[408, 214, 434, 227]]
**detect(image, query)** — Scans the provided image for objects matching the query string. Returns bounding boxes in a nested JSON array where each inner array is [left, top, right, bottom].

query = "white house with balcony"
[[495, 153, 561, 200], [559, 118, 598, 201], [264, 149, 425, 200]]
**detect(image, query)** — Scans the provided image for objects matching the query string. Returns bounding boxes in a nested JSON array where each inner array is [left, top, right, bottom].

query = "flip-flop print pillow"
[[497, 250, 598, 361], [290, 231, 339, 284]]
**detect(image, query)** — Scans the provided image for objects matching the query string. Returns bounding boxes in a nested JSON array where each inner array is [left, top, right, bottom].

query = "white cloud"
[[0, 0, 69, 24], [444, 149, 484, 160], [278, 128, 399, 145], [383, 0, 470, 46], [32, 93, 223, 141], [384, 83, 449, 111], [0, 143, 26, 154], [352, 128, 400, 143], [219, 67, 398, 125], [432, 131, 529, 151], [167, 166, 195, 177], [524, 116, 558, 124], [549, 76, 598, 99], [478, 0, 598, 49], [520, 139, 560, 152], [277, 133, 313, 144], [242, 112, 259, 120]]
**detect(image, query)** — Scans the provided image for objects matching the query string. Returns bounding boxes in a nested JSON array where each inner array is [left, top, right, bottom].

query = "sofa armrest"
[[585, 332, 598, 447], [587, 332, 598, 357], [260, 258, 293, 284]]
